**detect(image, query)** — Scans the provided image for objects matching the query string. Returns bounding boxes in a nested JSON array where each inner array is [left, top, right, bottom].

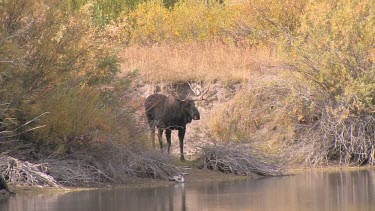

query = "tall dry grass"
[[119, 42, 279, 83]]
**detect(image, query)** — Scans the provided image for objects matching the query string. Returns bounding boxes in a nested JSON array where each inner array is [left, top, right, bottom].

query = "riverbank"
[[7, 163, 252, 194], [5, 167, 375, 211], [10, 161, 375, 195]]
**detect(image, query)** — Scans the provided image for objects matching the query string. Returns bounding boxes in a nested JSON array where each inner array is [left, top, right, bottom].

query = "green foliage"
[[90, 0, 146, 26], [162, 0, 179, 8], [91, 0, 127, 26], [51, 0, 147, 26], [88, 55, 120, 85], [57, 0, 89, 12]]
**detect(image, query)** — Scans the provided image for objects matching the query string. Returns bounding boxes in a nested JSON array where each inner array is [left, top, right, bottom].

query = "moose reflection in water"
[[144, 93, 200, 161]]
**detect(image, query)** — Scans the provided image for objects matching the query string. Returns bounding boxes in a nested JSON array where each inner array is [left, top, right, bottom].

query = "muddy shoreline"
[[9, 165, 375, 194], [8, 166, 251, 194]]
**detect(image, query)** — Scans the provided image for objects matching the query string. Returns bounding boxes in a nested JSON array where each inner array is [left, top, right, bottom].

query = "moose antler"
[[189, 82, 212, 102], [170, 82, 212, 102], [188, 81, 202, 96]]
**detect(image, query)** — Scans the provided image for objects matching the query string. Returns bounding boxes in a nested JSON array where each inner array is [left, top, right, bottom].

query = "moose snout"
[[193, 113, 200, 120]]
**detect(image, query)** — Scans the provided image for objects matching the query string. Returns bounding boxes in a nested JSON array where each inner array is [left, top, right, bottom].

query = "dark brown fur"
[[144, 94, 200, 161]]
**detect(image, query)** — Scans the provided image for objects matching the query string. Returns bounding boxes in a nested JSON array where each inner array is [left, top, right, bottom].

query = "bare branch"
[[199, 143, 286, 177]]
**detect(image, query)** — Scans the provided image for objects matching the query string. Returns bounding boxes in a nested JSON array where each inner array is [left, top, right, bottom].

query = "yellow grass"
[[119, 41, 279, 83]]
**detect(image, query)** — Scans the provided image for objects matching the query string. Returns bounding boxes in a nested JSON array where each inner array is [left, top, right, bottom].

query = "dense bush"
[[0, 0, 133, 155], [208, 83, 294, 155], [204, 0, 375, 165], [127, 0, 231, 44], [282, 0, 375, 165], [124, 0, 307, 46], [226, 0, 306, 47], [59, 0, 145, 26]]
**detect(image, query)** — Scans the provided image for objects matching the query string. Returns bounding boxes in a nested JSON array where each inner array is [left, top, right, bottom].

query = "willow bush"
[[282, 0, 375, 165], [0, 0, 133, 155], [226, 0, 307, 47], [127, 0, 233, 44], [208, 84, 294, 154], [54, 0, 309, 45], [124, 0, 308, 46], [58, 0, 145, 26], [201, 0, 375, 165]]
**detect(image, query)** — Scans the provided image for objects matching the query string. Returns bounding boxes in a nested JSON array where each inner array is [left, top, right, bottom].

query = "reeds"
[[120, 42, 278, 83]]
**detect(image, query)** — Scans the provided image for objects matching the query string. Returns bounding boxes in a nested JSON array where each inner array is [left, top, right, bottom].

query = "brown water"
[[1, 168, 375, 211]]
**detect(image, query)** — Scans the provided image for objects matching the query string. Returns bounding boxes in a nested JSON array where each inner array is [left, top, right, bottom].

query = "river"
[[1, 168, 375, 211]]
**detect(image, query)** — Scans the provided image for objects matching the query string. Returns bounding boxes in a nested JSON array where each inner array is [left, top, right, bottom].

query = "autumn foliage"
[[1, 0, 374, 166], [0, 0, 132, 155]]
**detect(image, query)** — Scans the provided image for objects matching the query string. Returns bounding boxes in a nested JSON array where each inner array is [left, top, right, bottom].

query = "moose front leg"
[[147, 120, 156, 148], [178, 129, 186, 161], [165, 129, 172, 154], [157, 128, 164, 152], [150, 127, 156, 148]]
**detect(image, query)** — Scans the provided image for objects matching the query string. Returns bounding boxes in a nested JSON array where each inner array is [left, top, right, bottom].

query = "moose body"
[[144, 94, 200, 161]]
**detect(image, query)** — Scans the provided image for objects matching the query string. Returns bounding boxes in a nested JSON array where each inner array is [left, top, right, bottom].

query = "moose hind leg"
[[157, 128, 164, 152], [165, 129, 172, 154], [178, 129, 186, 161]]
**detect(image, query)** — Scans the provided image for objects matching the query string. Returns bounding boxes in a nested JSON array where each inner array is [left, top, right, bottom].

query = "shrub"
[[208, 84, 294, 152], [283, 0, 375, 165], [128, 0, 232, 44], [287, 0, 375, 114], [0, 0, 135, 155], [128, 0, 171, 44], [199, 143, 284, 176], [169, 0, 231, 42], [219, 0, 307, 48]]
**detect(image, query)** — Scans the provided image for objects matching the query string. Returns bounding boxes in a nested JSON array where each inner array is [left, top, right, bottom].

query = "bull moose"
[[144, 93, 201, 161]]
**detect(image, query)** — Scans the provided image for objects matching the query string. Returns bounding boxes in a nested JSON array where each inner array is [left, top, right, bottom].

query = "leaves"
[[0, 0, 132, 154], [128, 0, 231, 44]]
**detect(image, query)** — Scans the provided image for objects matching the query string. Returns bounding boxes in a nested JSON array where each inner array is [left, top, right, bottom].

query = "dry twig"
[[0, 155, 61, 188], [199, 143, 285, 177]]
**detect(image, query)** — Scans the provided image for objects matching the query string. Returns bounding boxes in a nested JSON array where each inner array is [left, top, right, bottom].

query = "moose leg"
[[165, 129, 172, 154], [157, 128, 164, 152], [178, 129, 186, 161], [148, 121, 156, 148], [150, 127, 156, 148]]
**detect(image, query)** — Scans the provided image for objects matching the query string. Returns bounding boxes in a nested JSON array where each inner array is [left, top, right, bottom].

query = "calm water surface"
[[1, 168, 375, 211]]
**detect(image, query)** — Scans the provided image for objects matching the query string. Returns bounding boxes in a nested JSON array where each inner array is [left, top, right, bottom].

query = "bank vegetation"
[[0, 0, 374, 187]]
